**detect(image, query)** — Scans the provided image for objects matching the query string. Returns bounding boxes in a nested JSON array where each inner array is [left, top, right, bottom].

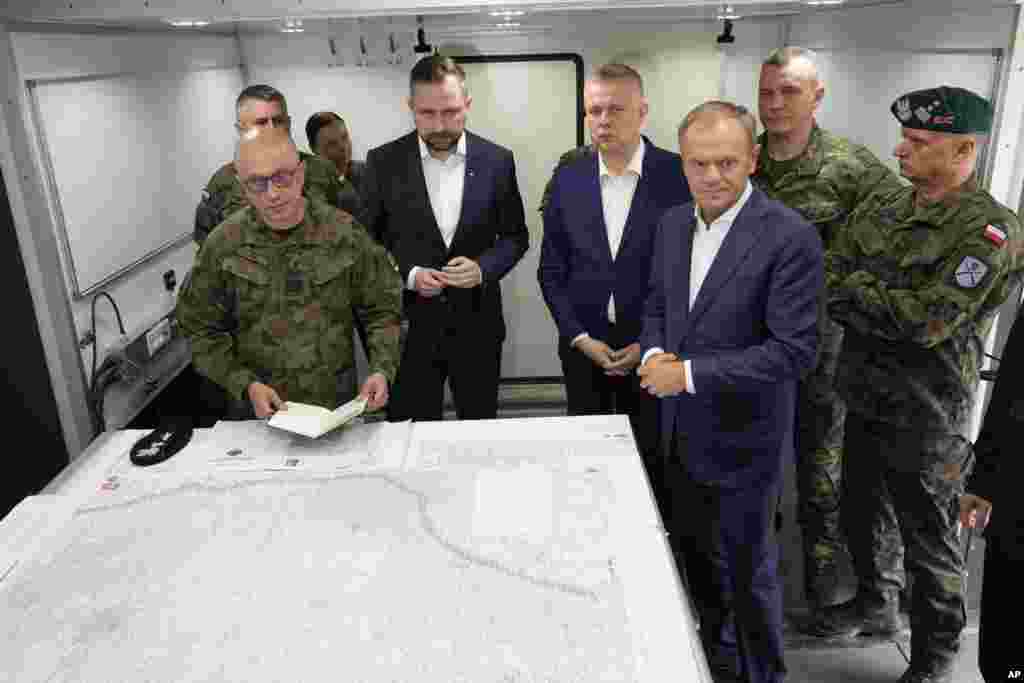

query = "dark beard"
[[425, 133, 458, 152]]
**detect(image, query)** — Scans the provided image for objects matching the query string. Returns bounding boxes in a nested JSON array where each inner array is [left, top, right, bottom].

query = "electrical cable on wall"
[[88, 290, 126, 434]]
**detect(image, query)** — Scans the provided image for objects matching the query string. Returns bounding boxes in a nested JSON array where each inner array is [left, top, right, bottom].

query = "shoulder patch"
[[336, 208, 353, 224], [954, 255, 989, 288]]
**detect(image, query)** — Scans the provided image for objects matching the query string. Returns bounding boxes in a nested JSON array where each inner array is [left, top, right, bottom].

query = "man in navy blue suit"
[[360, 56, 529, 422], [538, 63, 690, 511], [639, 101, 823, 683]]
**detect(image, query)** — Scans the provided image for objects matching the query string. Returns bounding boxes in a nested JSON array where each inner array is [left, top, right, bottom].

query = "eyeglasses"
[[235, 114, 292, 132], [241, 161, 303, 194]]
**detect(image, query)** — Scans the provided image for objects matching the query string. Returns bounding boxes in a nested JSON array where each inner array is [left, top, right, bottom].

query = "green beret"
[[891, 86, 993, 134]]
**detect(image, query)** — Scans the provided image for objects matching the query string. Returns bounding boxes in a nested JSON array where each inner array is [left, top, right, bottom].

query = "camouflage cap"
[[891, 86, 993, 135]]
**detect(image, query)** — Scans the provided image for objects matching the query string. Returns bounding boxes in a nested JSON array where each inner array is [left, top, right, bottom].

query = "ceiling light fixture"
[[716, 4, 742, 21], [166, 19, 210, 28], [490, 10, 525, 18], [805, 0, 845, 5]]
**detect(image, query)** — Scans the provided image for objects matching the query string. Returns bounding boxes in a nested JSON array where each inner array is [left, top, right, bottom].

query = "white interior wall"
[[11, 32, 242, 394], [3, 30, 242, 455]]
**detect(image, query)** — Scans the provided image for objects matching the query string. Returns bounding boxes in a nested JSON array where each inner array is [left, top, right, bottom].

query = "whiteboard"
[[30, 67, 244, 296], [725, 48, 1000, 179], [456, 56, 582, 380]]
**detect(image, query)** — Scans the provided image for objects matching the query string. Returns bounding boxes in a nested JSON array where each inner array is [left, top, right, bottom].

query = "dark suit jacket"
[[337, 159, 366, 217], [970, 305, 1023, 544], [360, 131, 528, 343], [538, 138, 691, 344], [640, 186, 823, 488]]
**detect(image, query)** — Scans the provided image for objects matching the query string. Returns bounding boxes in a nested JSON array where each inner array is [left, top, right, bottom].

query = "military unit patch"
[[954, 255, 989, 288]]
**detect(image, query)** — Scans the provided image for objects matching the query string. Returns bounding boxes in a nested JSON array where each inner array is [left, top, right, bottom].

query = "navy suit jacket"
[[360, 131, 529, 342], [640, 186, 823, 488], [538, 139, 691, 344]]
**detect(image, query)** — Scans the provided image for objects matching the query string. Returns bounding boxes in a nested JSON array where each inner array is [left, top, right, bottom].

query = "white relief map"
[[0, 423, 643, 683]]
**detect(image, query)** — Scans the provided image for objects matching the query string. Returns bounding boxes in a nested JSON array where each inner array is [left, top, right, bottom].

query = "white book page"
[[268, 397, 366, 438]]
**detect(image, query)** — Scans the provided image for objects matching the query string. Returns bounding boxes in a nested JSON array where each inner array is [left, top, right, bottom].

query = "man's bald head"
[[234, 126, 307, 231], [234, 126, 298, 167]]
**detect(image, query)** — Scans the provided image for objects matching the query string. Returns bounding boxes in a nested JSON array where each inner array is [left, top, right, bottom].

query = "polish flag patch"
[[984, 224, 1007, 247]]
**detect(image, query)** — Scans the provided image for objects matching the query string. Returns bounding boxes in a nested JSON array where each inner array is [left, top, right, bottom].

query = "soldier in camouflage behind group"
[[823, 87, 1022, 683], [752, 47, 908, 633], [195, 85, 343, 244], [178, 126, 402, 419]]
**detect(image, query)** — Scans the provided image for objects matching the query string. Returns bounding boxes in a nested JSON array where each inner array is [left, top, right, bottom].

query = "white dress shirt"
[[572, 139, 645, 346], [642, 180, 754, 394], [408, 133, 467, 290]]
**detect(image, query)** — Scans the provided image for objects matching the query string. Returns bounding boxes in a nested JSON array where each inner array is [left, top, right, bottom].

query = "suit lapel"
[[406, 132, 447, 253], [584, 157, 616, 265], [619, 168, 651, 257], [672, 211, 696, 342], [450, 132, 480, 254], [688, 188, 763, 324]]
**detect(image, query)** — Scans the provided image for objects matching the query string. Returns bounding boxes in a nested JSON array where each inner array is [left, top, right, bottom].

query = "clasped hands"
[[637, 351, 688, 398], [414, 256, 482, 297]]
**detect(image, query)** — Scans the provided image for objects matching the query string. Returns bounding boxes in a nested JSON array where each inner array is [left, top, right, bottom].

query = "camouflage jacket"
[[177, 197, 402, 408], [197, 151, 344, 244], [754, 125, 905, 251], [826, 181, 1023, 437]]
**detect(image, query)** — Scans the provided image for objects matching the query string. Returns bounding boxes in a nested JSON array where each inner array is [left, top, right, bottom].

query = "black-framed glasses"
[[241, 160, 303, 194]]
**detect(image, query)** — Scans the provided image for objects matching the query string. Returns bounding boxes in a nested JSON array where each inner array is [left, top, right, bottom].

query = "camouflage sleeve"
[[829, 216, 1022, 347], [205, 164, 246, 219], [844, 146, 906, 209], [175, 231, 260, 400], [537, 145, 593, 213], [303, 154, 344, 210], [348, 222, 403, 384]]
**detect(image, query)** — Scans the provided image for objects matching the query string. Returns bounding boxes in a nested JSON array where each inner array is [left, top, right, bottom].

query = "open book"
[[267, 396, 368, 439]]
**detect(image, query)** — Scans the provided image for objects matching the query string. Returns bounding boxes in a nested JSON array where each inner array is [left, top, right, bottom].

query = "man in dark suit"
[[962, 304, 1023, 682], [360, 55, 529, 421], [538, 63, 690, 514], [638, 101, 823, 683]]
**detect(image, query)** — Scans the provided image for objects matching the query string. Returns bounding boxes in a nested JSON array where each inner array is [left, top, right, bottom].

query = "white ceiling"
[[0, 0, 1015, 37]]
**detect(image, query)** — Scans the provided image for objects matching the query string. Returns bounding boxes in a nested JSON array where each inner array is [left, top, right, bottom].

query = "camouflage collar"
[[757, 124, 825, 178]]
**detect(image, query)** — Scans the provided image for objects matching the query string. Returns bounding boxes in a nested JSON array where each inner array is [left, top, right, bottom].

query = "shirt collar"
[[598, 137, 645, 179], [418, 132, 467, 161], [695, 180, 754, 230]]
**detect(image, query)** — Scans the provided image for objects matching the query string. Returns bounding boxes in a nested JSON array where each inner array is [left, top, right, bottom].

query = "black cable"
[[88, 291, 126, 434], [89, 290, 126, 388]]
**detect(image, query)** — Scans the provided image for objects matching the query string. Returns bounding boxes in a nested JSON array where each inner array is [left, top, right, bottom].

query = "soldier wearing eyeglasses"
[[178, 126, 402, 419], [195, 85, 343, 244]]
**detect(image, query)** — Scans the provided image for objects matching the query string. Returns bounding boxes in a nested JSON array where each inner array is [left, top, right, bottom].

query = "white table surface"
[[5, 415, 710, 682]]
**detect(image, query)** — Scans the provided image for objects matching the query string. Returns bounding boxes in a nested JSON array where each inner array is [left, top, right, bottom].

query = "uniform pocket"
[[222, 255, 271, 324]]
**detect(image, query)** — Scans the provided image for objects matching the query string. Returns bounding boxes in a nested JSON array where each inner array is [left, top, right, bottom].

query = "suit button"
[[439, 294, 448, 303]]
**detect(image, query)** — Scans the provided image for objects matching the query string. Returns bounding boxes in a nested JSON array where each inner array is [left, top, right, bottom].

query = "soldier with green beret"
[[823, 86, 1022, 683], [755, 47, 908, 630], [194, 85, 344, 245], [178, 126, 402, 419]]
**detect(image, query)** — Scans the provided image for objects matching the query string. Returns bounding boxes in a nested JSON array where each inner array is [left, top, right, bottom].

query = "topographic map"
[[1, 421, 641, 682]]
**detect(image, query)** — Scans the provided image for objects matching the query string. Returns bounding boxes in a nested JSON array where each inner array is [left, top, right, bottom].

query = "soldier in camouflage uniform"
[[824, 87, 1022, 683], [538, 144, 593, 214], [753, 47, 908, 625], [178, 127, 402, 418], [195, 85, 343, 245]]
